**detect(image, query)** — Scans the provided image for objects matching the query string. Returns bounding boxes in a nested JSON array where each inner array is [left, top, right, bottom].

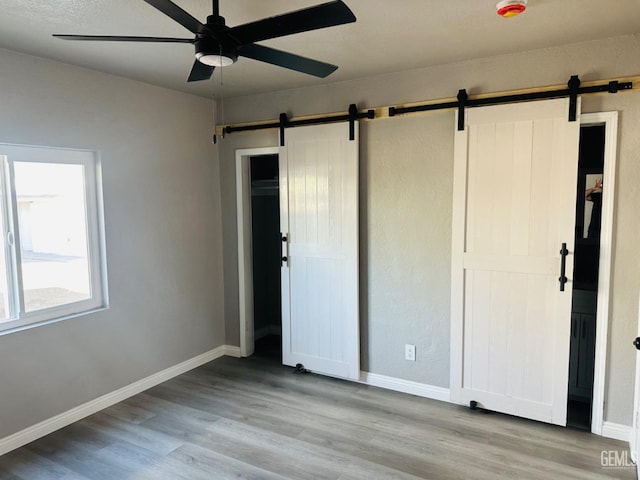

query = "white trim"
[[0, 345, 228, 456], [630, 294, 640, 461], [602, 422, 632, 442], [0, 144, 107, 333], [236, 147, 280, 358], [224, 345, 242, 358], [581, 112, 618, 436], [449, 109, 468, 405], [359, 372, 451, 403]]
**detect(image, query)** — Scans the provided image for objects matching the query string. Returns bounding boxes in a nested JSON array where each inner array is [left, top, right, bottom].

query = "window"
[[0, 144, 106, 333]]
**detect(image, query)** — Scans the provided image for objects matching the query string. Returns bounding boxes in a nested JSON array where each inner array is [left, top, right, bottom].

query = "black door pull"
[[634, 337, 640, 350], [281, 234, 288, 265], [559, 243, 569, 291]]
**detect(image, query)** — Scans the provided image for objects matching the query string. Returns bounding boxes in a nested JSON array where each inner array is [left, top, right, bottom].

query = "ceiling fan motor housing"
[[206, 14, 226, 26], [496, 0, 527, 17]]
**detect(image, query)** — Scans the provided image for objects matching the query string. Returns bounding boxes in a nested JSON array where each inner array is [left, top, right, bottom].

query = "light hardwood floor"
[[0, 351, 635, 479]]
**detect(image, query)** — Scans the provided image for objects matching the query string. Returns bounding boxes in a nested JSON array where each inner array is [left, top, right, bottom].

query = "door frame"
[[236, 146, 280, 358], [582, 111, 618, 435], [449, 109, 617, 434]]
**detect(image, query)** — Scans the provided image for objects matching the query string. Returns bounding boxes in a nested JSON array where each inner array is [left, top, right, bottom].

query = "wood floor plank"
[[168, 442, 291, 480], [98, 400, 157, 425], [82, 411, 185, 456], [0, 354, 635, 480], [0, 448, 90, 480]]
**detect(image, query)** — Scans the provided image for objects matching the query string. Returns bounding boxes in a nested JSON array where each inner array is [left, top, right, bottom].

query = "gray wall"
[[219, 34, 640, 425], [0, 49, 225, 438]]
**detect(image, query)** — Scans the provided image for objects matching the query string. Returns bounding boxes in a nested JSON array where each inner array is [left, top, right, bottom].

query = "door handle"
[[559, 243, 569, 292], [634, 337, 640, 351], [280, 234, 288, 266]]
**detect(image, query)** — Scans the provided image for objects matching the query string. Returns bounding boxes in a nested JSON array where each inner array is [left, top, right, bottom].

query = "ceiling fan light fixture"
[[496, 0, 527, 18], [195, 38, 238, 67], [195, 52, 235, 67]]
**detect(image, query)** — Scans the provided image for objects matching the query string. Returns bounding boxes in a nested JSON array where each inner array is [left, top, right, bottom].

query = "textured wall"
[[0, 49, 225, 438], [219, 34, 640, 426], [360, 116, 452, 385]]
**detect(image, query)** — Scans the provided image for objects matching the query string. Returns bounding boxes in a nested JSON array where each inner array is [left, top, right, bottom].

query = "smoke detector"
[[496, 0, 527, 18]]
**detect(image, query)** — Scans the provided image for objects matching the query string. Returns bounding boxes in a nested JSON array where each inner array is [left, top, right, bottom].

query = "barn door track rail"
[[219, 104, 374, 145], [390, 75, 632, 131], [214, 74, 636, 140]]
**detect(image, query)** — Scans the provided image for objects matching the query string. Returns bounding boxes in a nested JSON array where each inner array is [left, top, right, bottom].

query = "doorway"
[[567, 112, 618, 436], [236, 146, 280, 358], [249, 154, 282, 360], [567, 114, 618, 433]]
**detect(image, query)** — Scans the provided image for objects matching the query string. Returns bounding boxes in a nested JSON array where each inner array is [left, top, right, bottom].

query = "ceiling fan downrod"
[[212, 0, 219, 17]]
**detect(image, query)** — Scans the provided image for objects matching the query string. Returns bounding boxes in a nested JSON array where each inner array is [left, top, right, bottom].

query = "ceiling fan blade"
[[144, 0, 206, 34], [239, 44, 337, 78], [228, 0, 356, 45], [188, 60, 215, 82], [53, 34, 194, 43]]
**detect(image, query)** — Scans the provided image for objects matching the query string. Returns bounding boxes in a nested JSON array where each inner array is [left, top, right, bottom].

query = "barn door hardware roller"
[[457, 89, 468, 132]]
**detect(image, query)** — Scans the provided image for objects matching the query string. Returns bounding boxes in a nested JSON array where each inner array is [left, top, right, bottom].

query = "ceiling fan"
[[53, 0, 356, 82]]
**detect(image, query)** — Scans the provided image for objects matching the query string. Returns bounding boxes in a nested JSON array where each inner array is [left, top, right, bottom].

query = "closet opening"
[[249, 154, 282, 361], [566, 124, 605, 430]]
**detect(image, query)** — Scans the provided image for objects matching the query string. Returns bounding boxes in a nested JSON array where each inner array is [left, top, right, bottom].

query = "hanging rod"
[[214, 74, 638, 139]]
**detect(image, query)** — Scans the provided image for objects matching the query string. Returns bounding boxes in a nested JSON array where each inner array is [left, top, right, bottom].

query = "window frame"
[[0, 144, 107, 334]]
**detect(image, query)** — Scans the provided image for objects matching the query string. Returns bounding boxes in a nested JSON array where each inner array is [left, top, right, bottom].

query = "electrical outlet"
[[405, 344, 416, 361]]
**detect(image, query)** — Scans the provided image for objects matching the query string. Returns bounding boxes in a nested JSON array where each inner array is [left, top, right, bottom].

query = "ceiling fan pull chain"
[[211, 75, 217, 144], [219, 44, 225, 126]]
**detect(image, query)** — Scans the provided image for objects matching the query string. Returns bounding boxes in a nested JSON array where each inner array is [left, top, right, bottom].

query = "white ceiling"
[[0, 0, 639, 98]]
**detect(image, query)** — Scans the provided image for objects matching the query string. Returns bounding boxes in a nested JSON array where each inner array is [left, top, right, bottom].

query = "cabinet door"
[[568, 312, 581, 395], [578, 313, 596, 394]]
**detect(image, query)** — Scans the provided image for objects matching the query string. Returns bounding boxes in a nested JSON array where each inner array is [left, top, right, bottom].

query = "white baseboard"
[[359, 371, 451, 403], [224, 345, 242, 358], [0, 345, 229, 457], [602, 422, 632, 442]]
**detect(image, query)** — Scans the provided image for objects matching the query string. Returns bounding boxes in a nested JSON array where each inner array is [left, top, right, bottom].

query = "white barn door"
[[451, 98, 581, 425], [280, 122, 359, 380]]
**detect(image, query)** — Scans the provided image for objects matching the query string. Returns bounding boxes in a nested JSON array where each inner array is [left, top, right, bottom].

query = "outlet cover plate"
[[405, 344, 416, 361]]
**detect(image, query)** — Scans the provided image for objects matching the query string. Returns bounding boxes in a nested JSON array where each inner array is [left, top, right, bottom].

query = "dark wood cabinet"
[[568, 290, 597, 400]]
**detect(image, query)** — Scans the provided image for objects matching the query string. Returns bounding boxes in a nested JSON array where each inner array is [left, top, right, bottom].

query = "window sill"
[[0, 306, 109, 337]]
